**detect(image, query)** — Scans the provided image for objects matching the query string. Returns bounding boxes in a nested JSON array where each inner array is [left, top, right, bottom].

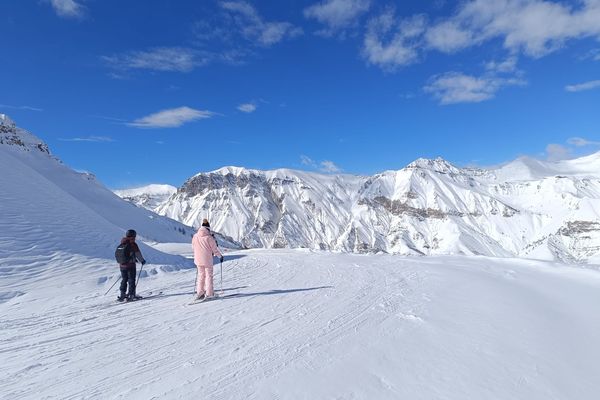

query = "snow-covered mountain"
[[0, 114, 196, 296], [114, 184, 177, 211], [134, 155, 600, 263], [4, 114, 600, 400]]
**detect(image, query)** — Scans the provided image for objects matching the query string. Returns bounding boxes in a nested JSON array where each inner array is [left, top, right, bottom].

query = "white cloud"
[[128, 107, 215, 128], [219, 1, 303, 46], [424, 72, 525, 104], [301, 155, 317, 168], [424, 21, 475, 53], [320, 160, 342, 173], [567, 137, 600, 147], [304, 0, 371, 35], [59, 136, 114, 142], [48, 0, 85, 19], [237, 103, 257, 113], [430, 0, 600, 57], [565, 79, 600, 92], [0, 104, 43, 112], [362, 10, 426, 70], [485, 57, 519, 73], [546, 143, 572, 161], [103, 47, 211, 73], [301, 155, 342, 173], [363, 0, 600, 73]]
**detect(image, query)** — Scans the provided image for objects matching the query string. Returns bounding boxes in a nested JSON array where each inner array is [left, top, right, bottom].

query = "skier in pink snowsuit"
[[192, 219, 223, 300]]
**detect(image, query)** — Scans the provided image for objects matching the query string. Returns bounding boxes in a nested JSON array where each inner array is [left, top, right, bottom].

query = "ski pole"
[[104, 275, 120, 295], [194, 266, 198, 294], [136, 263, 144, 287], [220, 258, 223, 295]]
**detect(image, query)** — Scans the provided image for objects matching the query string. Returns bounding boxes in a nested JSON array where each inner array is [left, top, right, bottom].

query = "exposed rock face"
[[0, 114, 50, 154], [124, 155, 600, 264], [114, 185, 177, 212]]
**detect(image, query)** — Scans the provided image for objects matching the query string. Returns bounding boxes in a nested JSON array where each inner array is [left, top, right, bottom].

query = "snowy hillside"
[[3, 114, 600, 399], [0, 114, 195, 299], [114, 184, 177, 211], [129, 156, 600, 263], [3, 248, 600, 399]]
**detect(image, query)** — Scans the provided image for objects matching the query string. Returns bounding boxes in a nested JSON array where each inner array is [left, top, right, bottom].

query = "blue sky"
[[2, 0, 600, 188]]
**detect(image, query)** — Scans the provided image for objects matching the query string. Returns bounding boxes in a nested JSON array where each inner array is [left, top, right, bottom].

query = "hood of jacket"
[[197, 227, 211, 237]]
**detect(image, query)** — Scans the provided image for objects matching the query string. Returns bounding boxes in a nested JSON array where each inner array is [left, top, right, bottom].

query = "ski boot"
[[127, 292, 143, 301], [195, 293, 206, 302]]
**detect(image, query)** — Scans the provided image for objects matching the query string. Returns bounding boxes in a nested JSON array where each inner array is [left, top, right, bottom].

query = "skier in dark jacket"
[[118, 229, 146, 302]]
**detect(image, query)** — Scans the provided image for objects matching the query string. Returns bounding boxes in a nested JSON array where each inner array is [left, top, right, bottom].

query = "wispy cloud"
[[128, 106, 216, 128], [565, 79, 600, 92], [301, 155, 316, 167], [0, 104, 43, 112], [426, 0, 600, 57], [424, 71, 525, 105], [567, 137, 600, 147], [301, 155, 342, 173], [48, 0, 85, 19], [545, 136, 600, 161], [320, 160, 342, 173], [304, 0, 371, 36], [59, 136, 114, 142], [218, 1, 303, 47], [362, 10, 425, 71], [424, 20, 474, 53], [237, 103, 257, 113], [546, 143, 572, 161], [485, 57, 519, 74], [102, 47, 212, 73], [361, 0, 600, 72]]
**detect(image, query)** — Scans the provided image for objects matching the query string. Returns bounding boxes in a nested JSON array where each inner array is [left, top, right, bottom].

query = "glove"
[[220, 256, 224, 263], [141, 260, 147, 266]]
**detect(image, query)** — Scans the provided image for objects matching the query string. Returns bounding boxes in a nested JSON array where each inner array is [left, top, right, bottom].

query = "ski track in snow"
[[2, 249, 600, 399], [0, 250, 420, 399]]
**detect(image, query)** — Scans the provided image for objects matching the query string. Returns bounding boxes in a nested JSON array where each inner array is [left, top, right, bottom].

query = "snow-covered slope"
[[3, 113, 600, 399], [0, 114, 195, 297], [114, 184, 177, 211], [3, 249, 600, 399], [143, 156, 600, 263]]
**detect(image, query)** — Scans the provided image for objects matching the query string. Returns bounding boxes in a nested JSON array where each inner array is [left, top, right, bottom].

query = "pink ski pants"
[[196, 265, 214, 297]]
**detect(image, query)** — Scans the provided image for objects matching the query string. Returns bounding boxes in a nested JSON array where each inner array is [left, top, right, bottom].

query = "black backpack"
[[115, 241, 133, 264]]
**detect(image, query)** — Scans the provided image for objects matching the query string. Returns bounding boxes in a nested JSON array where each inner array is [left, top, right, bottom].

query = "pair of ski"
[[188, 293, 221, 305], [115, 291, 163, 303]]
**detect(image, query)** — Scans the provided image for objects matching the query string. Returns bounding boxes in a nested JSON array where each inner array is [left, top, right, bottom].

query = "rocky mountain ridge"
[[122, 154, 600, 264]]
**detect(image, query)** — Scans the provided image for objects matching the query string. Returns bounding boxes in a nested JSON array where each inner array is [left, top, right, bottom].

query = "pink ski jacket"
[[192, 227, 222, 267]]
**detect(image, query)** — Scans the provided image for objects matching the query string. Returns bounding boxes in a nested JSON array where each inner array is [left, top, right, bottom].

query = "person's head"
[[201, 218, 210, 228], [125, 229, 137, 239]]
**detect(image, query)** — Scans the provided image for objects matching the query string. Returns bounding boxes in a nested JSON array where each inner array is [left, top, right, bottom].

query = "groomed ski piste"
[[3, 247, 600, 399], [2, 115, 600, 399]]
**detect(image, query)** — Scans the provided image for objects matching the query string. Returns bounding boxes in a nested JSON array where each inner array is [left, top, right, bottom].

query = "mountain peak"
[[406, 157, 461, 174], [212, 166, 251, 175], [0, 113, 16, 128], [0, 114, 50, 155]]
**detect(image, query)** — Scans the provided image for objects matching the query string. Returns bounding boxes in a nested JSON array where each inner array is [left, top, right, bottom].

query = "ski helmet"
[[126, 229, 137, 238]]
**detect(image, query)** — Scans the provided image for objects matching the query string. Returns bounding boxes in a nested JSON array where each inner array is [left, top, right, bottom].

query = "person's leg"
[[127, 266, 136, 298], [119, 268, 128, 299], [196, 265, 204, 296], [198, 265, 207, 296], [205, 265, 214, 297]]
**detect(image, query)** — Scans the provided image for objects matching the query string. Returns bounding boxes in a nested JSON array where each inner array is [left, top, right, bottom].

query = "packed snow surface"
[[2, 248, 600, 399]]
